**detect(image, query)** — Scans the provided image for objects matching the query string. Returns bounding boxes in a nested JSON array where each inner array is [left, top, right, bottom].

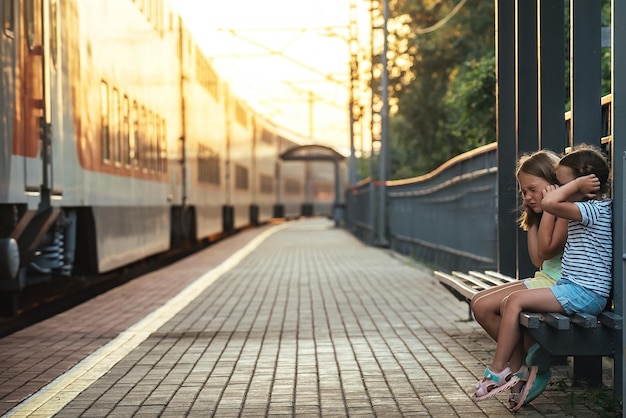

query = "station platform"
[[0, 218, 613, 417]]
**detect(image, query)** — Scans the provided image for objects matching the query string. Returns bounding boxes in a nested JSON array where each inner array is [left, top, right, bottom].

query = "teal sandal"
[[526, 343, 552, 372], [510, 365, 552, 411]]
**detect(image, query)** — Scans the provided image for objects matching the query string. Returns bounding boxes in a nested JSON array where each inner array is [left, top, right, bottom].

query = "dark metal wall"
[[612, 0, 625, 404]]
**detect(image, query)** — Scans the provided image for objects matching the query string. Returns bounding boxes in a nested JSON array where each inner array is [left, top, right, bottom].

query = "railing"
[[345, 96, 612, 272], [345, 179, 374, 245]]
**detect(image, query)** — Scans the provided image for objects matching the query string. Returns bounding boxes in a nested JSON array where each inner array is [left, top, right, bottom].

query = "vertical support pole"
[[40, 0, 52, 211], [516, 0, 538, 279], [376, 0, 389, 247], [333, 160, 342, 227], [348, 0, 359, 186], [570, 0, 602, 147], [538, 1, 567, 154], [368, 0, 377, 246], [569, 0, 603, 387], [178, 17, 188, 209], [496, 0, 518, 277], [612, 0, 625, 402]]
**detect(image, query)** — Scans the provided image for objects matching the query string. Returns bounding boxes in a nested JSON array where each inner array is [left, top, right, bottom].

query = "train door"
[[15, 0, 53, 206]]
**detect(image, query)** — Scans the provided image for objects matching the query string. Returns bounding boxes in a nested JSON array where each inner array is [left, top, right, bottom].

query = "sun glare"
[[169, 0, 369, 151]]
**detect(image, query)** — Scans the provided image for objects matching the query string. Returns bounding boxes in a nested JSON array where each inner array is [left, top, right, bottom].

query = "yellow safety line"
[[4, 222, 290, 418]]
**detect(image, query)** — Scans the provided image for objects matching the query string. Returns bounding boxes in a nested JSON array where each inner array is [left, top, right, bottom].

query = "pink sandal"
[[472, 367, 520, 401], [508, 365, 538, 411]]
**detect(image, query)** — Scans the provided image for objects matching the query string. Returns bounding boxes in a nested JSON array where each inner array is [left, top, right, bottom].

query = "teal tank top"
[[540, 252, 563, 280]]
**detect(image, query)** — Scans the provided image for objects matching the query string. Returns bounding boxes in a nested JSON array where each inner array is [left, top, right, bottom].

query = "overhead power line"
[[414, 0, 468, 34], [217, 28, 349, 87]]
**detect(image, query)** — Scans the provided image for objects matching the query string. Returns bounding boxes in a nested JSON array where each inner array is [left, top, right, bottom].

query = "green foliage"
[[375, 0, 611, 180], [382, 0, 495, 178], [443, 54, 496, 151]]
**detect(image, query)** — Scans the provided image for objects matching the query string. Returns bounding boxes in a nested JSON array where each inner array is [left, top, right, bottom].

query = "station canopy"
[[280, 144, 345, 162]]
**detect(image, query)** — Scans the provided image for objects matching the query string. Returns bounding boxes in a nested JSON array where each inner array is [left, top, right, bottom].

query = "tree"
[[377, 0, 495, 178]]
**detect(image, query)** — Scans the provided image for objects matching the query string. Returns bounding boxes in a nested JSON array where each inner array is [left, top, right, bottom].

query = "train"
[[0, 0, 344, 315]]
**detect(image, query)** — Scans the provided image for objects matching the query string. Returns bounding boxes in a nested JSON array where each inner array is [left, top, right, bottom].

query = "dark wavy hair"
[[516, 149, 561, 231], [557, 143, 611, 196]]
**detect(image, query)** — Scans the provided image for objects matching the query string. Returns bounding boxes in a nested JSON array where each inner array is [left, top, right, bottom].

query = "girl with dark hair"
[[473, 144, 612, 411]]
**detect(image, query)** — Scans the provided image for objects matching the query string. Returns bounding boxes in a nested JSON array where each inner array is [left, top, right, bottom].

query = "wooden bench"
[[434, 270, 623, 388], [434, 270, 516, 320]]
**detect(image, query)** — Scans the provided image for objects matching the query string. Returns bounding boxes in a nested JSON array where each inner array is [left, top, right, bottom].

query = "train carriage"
[[175, 30, 228, 241], [227, 96, 255, 231], [0, 0, 347, 315], [71, 0, 179, 273], [253, 118, 282, 225]]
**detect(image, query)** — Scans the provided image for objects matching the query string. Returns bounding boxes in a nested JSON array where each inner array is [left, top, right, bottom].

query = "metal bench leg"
[[573, 356, 603, 387]]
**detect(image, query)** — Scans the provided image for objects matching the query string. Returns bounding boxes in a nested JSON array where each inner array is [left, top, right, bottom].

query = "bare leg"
[[471, 281, 526, 341], [490, 288, 563, 373]]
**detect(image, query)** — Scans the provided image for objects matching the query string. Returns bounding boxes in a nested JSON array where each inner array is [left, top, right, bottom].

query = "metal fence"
[[345, 143, 498, 272]]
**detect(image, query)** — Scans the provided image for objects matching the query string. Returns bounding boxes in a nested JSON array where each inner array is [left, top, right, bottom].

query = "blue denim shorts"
[[550, 279, 607, 315]]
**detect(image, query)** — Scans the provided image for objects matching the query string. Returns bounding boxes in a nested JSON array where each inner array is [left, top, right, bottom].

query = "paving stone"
[[0, 219, 617, 417]]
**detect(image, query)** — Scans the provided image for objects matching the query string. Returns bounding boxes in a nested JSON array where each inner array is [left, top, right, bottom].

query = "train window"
[[144, 109, 152, 170], [155, 0, 163, 35], [146, 111, 156, 171], [208, 155, 220, 185], [261, 128, 274, 144], [131, 101, 139, 167], [25, 0, 34, 48], [235, 164, 249, 190], [140, 106, 147, 169], [3, 0, 14, 37], [198, 144, 219, 184], [260, 175, 274, 194], [155, 115, 161, 172], [285, 179, 302, 195], [50, 0, 57, 66], [112, 88, 121, 165], [197, 145, 205, 182], [155, 116, 163, 172], [313, 182, 333, 200], [195, 50, 219, 101], [235, 100, 248, 128], [122, 96, 131, 166], [145, 0, 152, 23], [198, 144, 208, 183], [100, 82, 111, 163], [159, 118, 167, 173]]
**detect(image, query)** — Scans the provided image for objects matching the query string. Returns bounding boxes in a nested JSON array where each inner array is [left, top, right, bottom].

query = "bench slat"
[[600, 311, 623, 330], [433, 271, 477, 301], [570, 312, 598, 328], [468, 271, 510, 287], [543, 312, 571, 330], [483, 270, 518, 283], [451, 271, 493, 293], [519, 312, 541, 329]]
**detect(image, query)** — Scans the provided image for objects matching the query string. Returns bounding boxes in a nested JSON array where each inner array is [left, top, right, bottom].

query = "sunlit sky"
[[169, 0, 370, 154]]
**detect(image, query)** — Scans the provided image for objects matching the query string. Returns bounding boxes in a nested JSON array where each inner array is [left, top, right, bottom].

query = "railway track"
[[0, 234, 228, 339]]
